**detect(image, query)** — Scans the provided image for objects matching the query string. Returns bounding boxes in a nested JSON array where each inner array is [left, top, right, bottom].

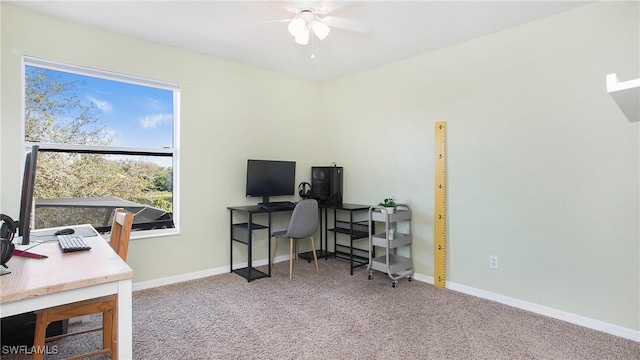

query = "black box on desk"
[[311, 166, 343, 205], [0, 312, 68, 346]]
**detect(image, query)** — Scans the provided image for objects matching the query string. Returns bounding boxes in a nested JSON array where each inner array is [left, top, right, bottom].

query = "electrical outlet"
[[489, 255, 498, 269]]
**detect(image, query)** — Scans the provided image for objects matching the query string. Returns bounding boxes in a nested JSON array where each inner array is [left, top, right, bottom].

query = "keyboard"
[[259, 201, 295, 210], [58, 234, 91, 253]]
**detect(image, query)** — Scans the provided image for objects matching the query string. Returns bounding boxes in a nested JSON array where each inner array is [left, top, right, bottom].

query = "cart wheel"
[[392, 280, 398, 288], [368, 273, 373, 280]]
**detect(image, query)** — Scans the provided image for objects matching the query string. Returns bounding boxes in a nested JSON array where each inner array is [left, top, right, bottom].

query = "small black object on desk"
[[54, 228, 75, 236]]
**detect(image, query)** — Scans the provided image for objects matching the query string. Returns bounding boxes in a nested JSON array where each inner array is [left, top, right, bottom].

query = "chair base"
[[271, 235, 319, 279]]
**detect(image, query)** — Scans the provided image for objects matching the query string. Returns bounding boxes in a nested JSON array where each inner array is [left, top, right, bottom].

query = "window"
[[23, 57, 179, 237]]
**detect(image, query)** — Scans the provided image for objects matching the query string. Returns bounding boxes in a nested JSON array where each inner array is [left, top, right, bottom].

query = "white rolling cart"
[[367, 204, 414, 287]]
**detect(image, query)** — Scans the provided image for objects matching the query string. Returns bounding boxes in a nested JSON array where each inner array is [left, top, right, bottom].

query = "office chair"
[[271, 199, 319, 280], [32, 208, 134, 360]]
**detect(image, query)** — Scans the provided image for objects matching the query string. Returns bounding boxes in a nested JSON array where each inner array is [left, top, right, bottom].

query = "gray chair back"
[[284, 199, 319, 239]]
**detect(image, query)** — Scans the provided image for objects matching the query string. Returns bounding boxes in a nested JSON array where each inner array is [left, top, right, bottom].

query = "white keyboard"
[[58, 234, 91, 253]]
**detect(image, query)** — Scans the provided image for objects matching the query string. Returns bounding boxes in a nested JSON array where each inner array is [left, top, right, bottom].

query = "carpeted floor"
[[3, 257, 639, 359]]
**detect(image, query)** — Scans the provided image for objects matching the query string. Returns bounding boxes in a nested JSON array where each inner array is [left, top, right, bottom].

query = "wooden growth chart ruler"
[[434, 121, 447, 288]]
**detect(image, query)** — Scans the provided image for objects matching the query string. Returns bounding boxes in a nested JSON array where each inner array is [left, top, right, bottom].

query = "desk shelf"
[[328, 222, 369, 239], [299, 249, 331, 260], [306, 204, 373, 275], [330, 222, 370, 269], [334, 245, 369, 266], [300, 222, 370, 261], [231, 223, 267, 244], [232, 267, 269, 281], [228, 205, 287, 282]]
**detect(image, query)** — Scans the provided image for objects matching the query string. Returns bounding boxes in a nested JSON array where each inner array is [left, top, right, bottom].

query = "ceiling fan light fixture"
[[299, 9, 315, 23], [288, 17, 306, 37], [311, 20, 330, 40], [294, 28, 310, 45]]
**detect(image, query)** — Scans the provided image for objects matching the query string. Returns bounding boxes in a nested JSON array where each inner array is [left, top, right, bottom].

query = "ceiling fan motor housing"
[[299, 9, 316, 22], [289, 8, 331, 45]]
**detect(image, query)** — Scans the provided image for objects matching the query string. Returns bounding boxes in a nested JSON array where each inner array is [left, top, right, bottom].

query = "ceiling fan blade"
[[316, 1, 364, 16], [322, 15, 370, 34], [241, 18, 291, 28], [260, 0, 300, 15]]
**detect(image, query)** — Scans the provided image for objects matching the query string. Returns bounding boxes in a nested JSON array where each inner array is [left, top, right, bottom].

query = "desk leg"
[[117, 278, 133, 359], [320, 209, 326, 260], [247, 213, 253, 282], [229, 211, 234, 274], [349, 210, 354, 276], [267, 212, 272, 277], [332, 209, 337, 259]]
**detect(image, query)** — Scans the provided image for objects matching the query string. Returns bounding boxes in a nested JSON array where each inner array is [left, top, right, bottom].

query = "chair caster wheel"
[[392, 280, 398, 288], [368, 273, 373, 280]]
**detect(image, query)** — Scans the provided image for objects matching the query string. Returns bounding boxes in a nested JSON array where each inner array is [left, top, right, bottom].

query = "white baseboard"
[[411, 273, 639, 342], [411, 272, 433, 284], [132, 265, 639, 342], [132, 256, 288, 292]]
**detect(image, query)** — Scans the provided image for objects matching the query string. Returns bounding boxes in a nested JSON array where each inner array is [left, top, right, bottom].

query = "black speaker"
[[0, 312, 68, 346], [311, 166, 343, 205]]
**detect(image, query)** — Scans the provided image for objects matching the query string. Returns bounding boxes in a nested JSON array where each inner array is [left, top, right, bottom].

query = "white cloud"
[[146, 97, 164, 111], [103, 127, 119, 144], [140, 113, 172, 129], [88, 96, 113, 113]]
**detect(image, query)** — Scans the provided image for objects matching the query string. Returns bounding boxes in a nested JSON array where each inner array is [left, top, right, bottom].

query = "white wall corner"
[[606, 73, 640, 122]]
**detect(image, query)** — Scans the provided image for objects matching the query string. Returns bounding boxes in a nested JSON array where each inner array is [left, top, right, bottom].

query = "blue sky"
[[27, 66, 174, 150]]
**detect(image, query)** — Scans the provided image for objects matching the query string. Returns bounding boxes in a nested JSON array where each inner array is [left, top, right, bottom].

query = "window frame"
[[21, 56, 180, 239]]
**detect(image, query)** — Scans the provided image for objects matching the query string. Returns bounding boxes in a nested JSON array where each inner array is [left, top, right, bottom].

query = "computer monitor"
[[18, 145, 39, 245], [245, 159, 296, 205]]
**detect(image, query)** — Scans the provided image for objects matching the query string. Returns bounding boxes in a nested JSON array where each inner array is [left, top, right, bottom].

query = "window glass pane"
[[25, 65, 174, 148], [33, 152, 173, 233], [24, 59, 177, 235]]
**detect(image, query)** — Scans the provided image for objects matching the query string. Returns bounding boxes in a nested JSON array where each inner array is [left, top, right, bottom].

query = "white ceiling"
[[7, 0, 591, 82]]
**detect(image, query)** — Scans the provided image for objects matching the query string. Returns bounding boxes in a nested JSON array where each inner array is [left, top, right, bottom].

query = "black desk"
[[299, 203, 372, 275], [227, 205, 294, 282]]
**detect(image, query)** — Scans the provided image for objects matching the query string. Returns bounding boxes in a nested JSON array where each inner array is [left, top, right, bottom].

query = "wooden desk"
[[0, 225, 133, 358]]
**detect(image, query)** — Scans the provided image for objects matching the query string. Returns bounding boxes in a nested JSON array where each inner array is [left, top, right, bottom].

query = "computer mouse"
[[54, 228, 75, 236]]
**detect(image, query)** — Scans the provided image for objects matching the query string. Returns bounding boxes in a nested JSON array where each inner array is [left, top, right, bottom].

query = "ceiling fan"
[[246, 2, 370, 46], [287, 7, 369, 45]]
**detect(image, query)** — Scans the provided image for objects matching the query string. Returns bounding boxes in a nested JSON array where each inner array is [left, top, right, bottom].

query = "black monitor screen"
[[246, 159, 295, 203], [18, 145, 39, 245]]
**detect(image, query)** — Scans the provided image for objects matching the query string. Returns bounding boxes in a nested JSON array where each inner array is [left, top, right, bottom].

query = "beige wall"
[[1, 5, 323, 282], [324, 1, 639, 332], [1, 2, 638, 334]]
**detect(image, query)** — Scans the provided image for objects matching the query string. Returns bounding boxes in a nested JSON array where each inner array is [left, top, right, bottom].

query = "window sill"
[[130, 227, 179, 240]]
